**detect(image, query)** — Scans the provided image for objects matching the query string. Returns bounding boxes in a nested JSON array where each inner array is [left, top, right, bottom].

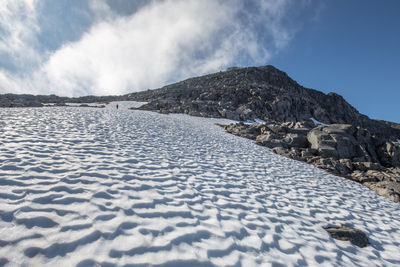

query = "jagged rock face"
[[307, 124, 376, 161], [128, 65, 400, 139], [306, 124, 400, 169]]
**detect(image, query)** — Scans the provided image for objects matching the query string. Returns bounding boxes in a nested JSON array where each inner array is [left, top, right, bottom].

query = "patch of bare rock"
[[223, 120, 400, 203], [324, 225, 370, 248]]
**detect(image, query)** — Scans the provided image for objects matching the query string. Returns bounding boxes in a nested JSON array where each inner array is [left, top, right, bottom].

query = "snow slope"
[[0, 103, 399, 266]]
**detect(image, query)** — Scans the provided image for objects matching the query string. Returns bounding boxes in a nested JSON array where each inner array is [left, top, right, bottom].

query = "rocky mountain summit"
[[128, 65, 400, 202], [128, 65, 400, 139]]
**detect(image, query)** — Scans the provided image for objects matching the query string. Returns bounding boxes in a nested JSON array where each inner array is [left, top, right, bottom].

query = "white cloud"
[[0, 0, 306, 96], [0, 0, 40, 70]]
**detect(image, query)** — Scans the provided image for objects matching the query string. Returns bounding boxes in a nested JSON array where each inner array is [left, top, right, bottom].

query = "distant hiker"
[[116, 104, 119, 109]]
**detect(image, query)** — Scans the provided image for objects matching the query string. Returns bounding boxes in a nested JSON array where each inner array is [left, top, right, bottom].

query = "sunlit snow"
[[0, 103, 399, 266]]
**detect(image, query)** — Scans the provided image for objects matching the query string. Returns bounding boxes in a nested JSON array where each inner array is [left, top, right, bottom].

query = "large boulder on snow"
[[307, 124, 359, 159]]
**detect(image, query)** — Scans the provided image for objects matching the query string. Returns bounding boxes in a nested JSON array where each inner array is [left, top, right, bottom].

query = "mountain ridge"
[[126, 65, 400, 139], [1, 65, 399, 138]]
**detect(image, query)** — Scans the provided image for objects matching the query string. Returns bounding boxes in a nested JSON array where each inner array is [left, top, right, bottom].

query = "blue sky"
[[0, 0, 399, 122], [269, 0, 400, 123]]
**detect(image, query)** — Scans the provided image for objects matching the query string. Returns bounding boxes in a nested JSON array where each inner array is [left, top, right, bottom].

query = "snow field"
[[0, 103, 399, 266]]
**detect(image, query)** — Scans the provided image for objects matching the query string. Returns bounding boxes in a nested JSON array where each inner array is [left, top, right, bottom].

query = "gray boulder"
[[307, 127, 339, 158], [307, 124, 366, 160], [283, 133, 308, 148]]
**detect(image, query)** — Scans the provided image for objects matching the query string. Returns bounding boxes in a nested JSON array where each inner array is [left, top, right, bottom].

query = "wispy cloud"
[[0, 0, 313, 96]]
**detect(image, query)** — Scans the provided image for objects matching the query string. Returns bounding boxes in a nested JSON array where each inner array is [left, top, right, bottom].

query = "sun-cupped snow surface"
[[0, 102, 399, 267]]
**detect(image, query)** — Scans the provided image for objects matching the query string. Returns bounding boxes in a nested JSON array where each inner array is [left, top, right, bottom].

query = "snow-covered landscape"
[[0, 102, 399, 266]]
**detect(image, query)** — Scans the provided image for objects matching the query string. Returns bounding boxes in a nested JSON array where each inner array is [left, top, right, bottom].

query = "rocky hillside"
[[127, 65, 400, 139], [0, 94, 120, 107]]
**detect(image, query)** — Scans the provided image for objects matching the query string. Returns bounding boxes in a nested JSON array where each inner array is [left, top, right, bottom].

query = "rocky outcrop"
[[128, 65, 400, 139], [223, 120, 400, 203]]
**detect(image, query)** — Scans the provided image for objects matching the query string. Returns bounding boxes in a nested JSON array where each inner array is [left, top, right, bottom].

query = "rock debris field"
[[0, 102, 399, 266]]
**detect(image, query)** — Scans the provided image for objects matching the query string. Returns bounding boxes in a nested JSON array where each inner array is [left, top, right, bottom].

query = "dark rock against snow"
[[324, 225, 370, 248]]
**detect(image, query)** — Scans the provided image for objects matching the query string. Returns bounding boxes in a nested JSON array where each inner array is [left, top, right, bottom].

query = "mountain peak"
[[128, 66, 400, 139]]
